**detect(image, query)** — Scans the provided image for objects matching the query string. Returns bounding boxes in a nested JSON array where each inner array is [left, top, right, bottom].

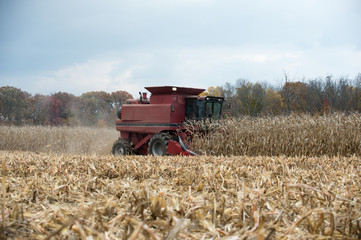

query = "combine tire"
[[112, 139, 132, 156], [148, 133, 171, 156]]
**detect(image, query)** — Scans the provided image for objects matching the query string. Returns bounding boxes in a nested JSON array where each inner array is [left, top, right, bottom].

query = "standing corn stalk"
[[1, 157, 5, 238]]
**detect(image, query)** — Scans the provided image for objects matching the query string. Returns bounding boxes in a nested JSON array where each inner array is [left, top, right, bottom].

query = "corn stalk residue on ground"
[[1, 151, 360, 239]]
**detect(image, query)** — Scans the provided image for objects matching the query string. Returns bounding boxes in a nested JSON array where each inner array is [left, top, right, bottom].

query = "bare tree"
[[281, 72, 305, 114]]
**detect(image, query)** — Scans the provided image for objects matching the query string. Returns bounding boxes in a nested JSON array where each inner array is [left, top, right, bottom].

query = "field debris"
[[1, 151, 360, 239]]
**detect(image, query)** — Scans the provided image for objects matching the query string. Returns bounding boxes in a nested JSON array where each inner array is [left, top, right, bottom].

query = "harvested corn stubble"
[[0, 151, 360, 239]]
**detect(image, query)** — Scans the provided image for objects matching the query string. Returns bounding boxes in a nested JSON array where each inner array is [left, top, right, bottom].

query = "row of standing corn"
[[0, 113, 360, 156], [190, 113, 361, 156], [0, 125, 117, 155]]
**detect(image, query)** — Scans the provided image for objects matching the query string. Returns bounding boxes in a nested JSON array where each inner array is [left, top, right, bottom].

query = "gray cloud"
[[0, 0, 360, 95]]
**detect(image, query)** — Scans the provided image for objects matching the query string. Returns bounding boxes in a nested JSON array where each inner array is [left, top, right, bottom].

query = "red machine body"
[[112, 86, 224, 156]]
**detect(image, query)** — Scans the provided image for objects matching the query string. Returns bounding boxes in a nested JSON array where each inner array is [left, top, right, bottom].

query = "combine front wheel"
[[112, 139, 132, 156], [148, 133, 171, 156]]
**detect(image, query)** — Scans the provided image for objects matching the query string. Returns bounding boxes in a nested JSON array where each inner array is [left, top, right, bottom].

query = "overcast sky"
[[1, 0, 360, 97]]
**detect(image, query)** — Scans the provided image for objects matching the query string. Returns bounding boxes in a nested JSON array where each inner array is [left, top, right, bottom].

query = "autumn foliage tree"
[[79, 90, 133, 126], [281, 81, 307, 113], [0, 86, 31, 124], [265, 88, 282, 115], [234, 80, 266, 116], [218, 73, 361, 116], [1, 73, 361, 125], [200, 86, 225, 97], [0, 87, 133, 126]]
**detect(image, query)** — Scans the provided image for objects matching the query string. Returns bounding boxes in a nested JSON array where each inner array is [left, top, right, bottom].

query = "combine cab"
[[112, 86, 224, 156]]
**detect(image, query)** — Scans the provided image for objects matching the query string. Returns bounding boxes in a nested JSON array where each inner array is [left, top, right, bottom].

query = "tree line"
[[0, 87, 132, 126], [203, 74, 361, 116], [1, 73, 361, 126]]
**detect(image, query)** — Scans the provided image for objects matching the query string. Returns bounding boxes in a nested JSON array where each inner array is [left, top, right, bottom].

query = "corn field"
[[190, 113, 361, 156], [0, 126, 118, 155], [0, 113, 361, 239], [0, 151, 360, 239], [1, 113, 360, 157]]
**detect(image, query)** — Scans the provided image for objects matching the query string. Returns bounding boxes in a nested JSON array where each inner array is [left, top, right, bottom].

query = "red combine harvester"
[[112, 86, 224, 156]]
